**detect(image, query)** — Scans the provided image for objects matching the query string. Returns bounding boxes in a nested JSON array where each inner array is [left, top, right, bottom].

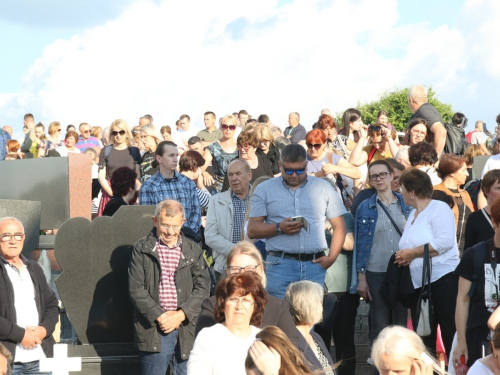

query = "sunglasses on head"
[[368, 125, 382, 131], [283, 168, 306, 175], [221, 124, 236, 131], [111, 130, 126, 136], [306, 143, 322, 150]]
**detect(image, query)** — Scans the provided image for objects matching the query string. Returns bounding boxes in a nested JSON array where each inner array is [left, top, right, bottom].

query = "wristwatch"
[[276, 222, 283, 235]]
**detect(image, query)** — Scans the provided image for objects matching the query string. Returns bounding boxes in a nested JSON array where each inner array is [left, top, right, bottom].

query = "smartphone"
[[292, 216, 309, 231]]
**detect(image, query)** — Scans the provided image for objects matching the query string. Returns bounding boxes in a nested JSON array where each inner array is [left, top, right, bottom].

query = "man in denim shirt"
[[248, 144, 346, 299], [351, 160, 413, 351]]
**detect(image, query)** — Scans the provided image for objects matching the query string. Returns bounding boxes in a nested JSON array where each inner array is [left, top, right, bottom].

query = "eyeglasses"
[[306, 143, 322, 150], [369, 172, 391, 181], [283, 168, 306, 175], [411, 129, 427, 136], [225, 297, 255, 308], [227, 265, 259, 274], [0, 233, 25, 242], [221, 124, 236, 131], [140, 134, 151, 139], [160, 224, 181, 231], [111, 130, 126, 136], [238, 144, 252, 151]]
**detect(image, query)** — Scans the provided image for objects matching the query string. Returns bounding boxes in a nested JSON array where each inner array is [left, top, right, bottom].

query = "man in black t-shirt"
[[408, 85, 447, 156]]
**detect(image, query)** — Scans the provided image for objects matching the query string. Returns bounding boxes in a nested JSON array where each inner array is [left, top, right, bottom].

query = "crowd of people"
[[2, 83, 500, 375]]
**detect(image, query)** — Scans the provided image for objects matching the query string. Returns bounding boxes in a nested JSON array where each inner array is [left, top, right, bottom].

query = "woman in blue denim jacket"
[[349, 161, 413, 294]]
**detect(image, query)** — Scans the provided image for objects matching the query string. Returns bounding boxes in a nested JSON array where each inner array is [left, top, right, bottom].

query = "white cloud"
[[1, 0, 499, 134]]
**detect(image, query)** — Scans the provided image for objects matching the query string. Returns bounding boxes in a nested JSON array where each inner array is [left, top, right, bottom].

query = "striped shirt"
[[156, 238, 183, 311], [139, 171, 202, 233], [75, 136, 100, 152]]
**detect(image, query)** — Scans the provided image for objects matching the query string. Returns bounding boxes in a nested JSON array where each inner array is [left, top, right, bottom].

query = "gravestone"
[[0, 199, 41, 256], [54, 205, 156, 374]]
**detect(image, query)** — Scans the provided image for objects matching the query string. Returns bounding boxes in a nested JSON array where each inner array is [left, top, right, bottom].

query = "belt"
[[267, 251, 326, 262]]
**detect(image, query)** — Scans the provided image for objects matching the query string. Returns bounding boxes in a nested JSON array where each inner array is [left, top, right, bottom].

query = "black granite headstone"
[[54, 205, 155, 374], [0, 199, 41, 257]]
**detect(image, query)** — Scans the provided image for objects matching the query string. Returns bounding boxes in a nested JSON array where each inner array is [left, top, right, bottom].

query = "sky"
[[0, 0, 499, 142]]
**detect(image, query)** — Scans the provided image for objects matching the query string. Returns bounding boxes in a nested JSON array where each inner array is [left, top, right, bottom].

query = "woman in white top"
[[188, 272, 266, 375], [468, 323, 500, 374], [394, 168, 460, 361], [55, 130, 81, 157]]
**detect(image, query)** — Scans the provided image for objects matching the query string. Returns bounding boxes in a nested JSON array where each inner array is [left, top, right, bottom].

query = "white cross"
[[39, 344, 82, 375]]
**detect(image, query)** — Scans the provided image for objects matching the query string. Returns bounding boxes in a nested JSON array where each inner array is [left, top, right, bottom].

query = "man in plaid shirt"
[[129, 200, 210, 375], [139, 141, 201, 234]]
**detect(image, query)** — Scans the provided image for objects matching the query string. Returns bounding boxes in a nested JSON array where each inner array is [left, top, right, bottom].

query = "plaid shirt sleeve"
[[138, 179, 155, 205], [185, 179, 201, 232]]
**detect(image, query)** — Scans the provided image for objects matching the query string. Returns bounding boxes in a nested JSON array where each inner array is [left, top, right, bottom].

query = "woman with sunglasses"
[[202, 115, 239, 194], [395, 118, 432, 167], [38, 121, 64, 157], [139, 125, 163, 183], [97, 119, 141, 216]]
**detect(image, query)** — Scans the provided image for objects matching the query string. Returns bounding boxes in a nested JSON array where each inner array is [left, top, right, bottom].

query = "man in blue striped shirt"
[[139, 141, 201, 234]]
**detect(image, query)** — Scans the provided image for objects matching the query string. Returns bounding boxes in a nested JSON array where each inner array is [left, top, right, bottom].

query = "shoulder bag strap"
[[377, 200, 403, 237], [367, 146, 377, 163], [482, 208, 494, 229]]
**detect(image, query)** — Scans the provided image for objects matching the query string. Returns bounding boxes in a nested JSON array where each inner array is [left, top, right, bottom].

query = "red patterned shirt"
[[156, 238, 183, 311]]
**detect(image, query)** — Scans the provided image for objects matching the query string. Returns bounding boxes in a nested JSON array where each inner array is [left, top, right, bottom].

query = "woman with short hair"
[[408, 141, 441, 186], [102, 167, 137, 216], [285, 281, 335, 375], [395, 168, 460, 360], [254, 124, 280, 175], [434, 154, 475, 253], [38, 122, 64, 157], [188, 272, 267, 375], [372, 326, 445, 375], [56, 130, 81, 157], [317, 114, 348, 157], [179, 150, 211, 209]]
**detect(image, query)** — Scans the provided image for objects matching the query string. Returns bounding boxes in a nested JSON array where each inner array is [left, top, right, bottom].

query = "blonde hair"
[[372, 326, 446, 374], [226, 241, 266, 287], [220, 114, 235, 127], [91, 126, 103, 139], [140, 125, 163, 146], [109, 119, 133, 146], [285, 281, 324, 325], [254, 124, 274, 143]]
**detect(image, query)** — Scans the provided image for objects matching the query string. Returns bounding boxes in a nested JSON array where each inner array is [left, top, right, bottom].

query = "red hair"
[[317, 114, 337, 130], [305, 129, 326, 145]]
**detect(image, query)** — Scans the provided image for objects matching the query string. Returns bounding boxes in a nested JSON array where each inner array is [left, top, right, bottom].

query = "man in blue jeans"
[[247, 143, 346, 299], [128, 200, 210, 375]]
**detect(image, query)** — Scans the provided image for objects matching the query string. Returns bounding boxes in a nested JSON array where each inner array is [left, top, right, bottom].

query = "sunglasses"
[[111, 130, 126, 136], [221, 124, 236, 131], [368, 125, 382, 131], [283, 168, 306, 175], [306, 143, 322, 150], [81, 130, 91, 133], [56, 129, 62, 132]]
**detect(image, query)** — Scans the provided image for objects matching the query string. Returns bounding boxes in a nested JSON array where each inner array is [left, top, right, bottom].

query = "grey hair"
[[408, 85, 428, 104], [140, 125, 163, 144], [285, 280, 323, 325], [0, 217, 24, 233], [154, 200, 185, 220]]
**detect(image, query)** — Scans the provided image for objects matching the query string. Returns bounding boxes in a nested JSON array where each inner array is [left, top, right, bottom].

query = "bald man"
[[408, 85, 447, 156]]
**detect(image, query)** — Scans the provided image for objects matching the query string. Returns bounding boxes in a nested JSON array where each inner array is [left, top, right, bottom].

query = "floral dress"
[[206, 142, 238, 194]]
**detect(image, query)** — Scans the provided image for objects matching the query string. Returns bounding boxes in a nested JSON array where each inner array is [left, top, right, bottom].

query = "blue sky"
[[0, 0, 498, 140]]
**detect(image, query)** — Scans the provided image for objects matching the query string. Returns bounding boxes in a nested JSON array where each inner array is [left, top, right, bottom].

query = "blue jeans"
[[139, 330, 187, 375], [12, 361, 50, 375], [265, 254, 326, 299]]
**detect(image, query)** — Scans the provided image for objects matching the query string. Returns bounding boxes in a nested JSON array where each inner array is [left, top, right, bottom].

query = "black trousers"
[[315, 292, 360, 375], [410, 271, 458, 359]]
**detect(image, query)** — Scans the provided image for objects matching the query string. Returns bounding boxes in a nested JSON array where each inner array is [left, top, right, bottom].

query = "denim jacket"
[[349, 192, 413, 294]]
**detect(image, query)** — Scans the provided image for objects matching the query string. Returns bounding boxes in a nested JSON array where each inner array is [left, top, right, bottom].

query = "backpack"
[[444, 123, 466, 155], [466, 129, 478, 144], [464, 179, 481, 211]]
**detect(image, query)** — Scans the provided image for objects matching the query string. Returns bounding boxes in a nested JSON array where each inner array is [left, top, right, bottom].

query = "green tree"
[[353, 87, 454, 131]]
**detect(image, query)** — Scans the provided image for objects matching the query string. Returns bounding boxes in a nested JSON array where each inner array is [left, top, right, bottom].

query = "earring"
[[411, 195, 414, 200]]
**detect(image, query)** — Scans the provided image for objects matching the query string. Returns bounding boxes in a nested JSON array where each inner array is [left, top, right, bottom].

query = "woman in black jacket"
[[254, 124, 280, 175]]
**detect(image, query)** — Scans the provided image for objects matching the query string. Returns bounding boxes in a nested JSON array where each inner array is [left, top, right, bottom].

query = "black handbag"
[[320, 284, 338, 331]]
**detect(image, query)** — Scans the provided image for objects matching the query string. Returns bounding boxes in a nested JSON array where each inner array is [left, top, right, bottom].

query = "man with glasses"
[[351, 160, 412, 352], [205, 159, 253, 281], [75, 122, 100, 152], [247, 144, 346, 299], [0, 217, 59, 374], [129, 200, 210, 375]]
